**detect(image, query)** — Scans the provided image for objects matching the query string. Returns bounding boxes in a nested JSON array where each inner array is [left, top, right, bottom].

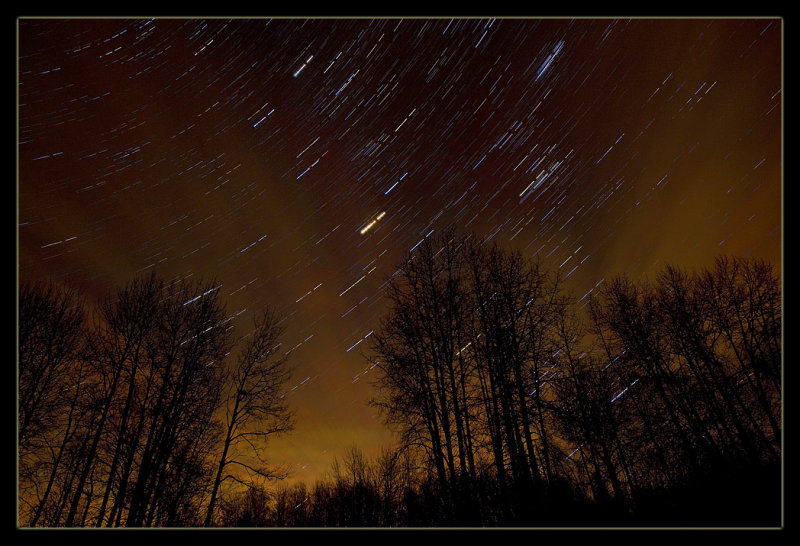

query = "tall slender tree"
[[204, 307, 295, 526], [18, 280, 87, 525]]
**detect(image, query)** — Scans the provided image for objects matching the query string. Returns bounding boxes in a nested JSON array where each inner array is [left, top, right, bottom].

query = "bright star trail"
[[17, 17, 782, 487]]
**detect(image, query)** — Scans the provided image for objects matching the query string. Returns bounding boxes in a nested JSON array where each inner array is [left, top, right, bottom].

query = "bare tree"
[[465, 240, 567, 488], [18, 281, 86, 451], [117, 274, 231, 527], [701, 257, 781, 446], [588, 256, 781, 491], [22, 272, 233, 527], [19, 273, 299, 527], [370, 229, 574, 523], [18, 280, 87, 525], [204, 307, 295, 526], [63, 271, 164, 527], [370, 229, 480, 523]]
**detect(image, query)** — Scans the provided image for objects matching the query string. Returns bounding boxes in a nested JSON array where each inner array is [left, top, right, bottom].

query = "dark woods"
[[17, 230, 781, 527], [17, 272, 295, 527], [365, 230, 781, 527]]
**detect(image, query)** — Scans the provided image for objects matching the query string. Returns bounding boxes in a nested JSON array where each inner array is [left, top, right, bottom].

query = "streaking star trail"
[[18, 17, 782, 486]]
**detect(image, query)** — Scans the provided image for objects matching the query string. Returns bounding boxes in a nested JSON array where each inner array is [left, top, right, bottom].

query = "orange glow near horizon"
[[18, 17, 782, 489]]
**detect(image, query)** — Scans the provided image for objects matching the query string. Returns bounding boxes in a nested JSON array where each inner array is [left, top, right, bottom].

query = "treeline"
[[17, 271, 294, 527], [365, 229, 781, 526], [18, 230, 782, 527], [206, 230, 780, 528]]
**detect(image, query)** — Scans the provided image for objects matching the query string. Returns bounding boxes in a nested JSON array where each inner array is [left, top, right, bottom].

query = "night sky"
[[17, 17, 782, 486]]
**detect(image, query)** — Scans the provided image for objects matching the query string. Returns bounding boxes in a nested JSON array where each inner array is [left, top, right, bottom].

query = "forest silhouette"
[[17, 229, 781, 528]]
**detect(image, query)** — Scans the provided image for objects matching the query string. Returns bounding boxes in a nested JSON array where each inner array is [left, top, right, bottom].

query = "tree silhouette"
[[18, 280, 86, 450], [18, 280, 88, 526], [367, 232, 780, 527], [18, 271, 295, 527], [18, 250, 780, 527], [204, 307, 295, 526], [370, 228, 485, 523], [370, 229, 578, 524]]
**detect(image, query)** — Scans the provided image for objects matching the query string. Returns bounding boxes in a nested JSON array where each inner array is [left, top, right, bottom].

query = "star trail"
[[17, 17, 782, 486]]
